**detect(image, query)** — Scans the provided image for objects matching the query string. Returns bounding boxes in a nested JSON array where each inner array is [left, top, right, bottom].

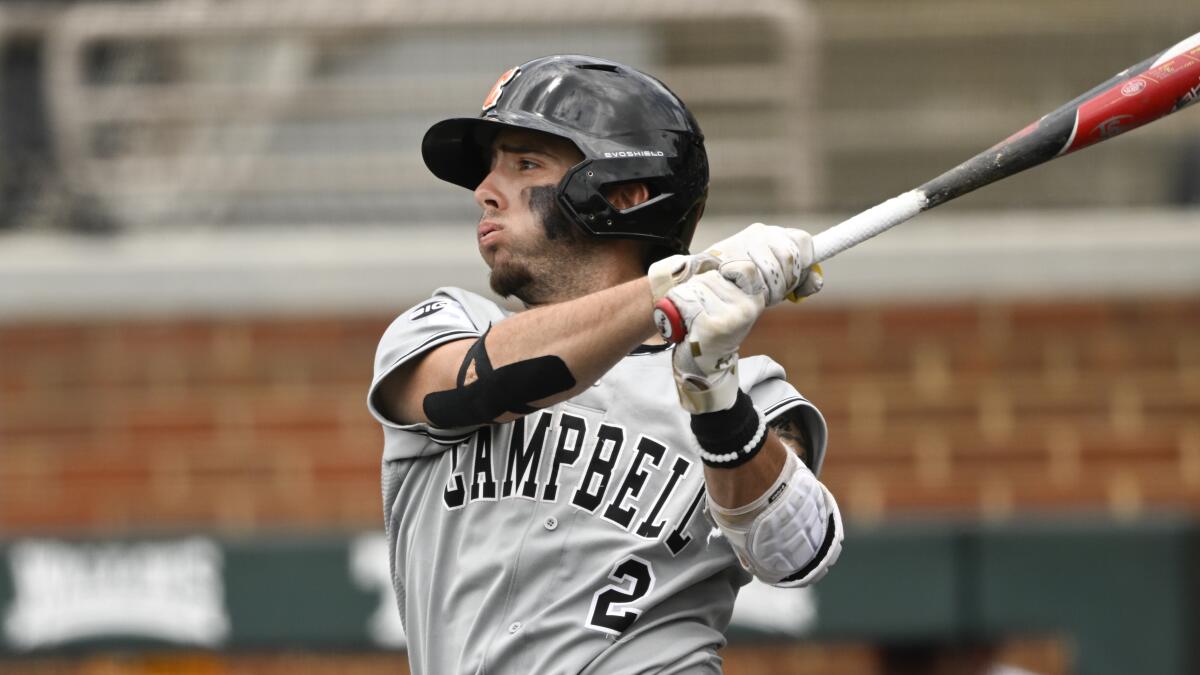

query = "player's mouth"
[[478, 221, 502, 245]]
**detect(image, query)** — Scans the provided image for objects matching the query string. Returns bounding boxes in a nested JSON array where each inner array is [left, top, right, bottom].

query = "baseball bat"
[[655, 29, 1200, 343]]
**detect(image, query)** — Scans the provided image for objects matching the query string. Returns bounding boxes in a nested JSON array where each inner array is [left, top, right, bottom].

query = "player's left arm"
[[702, 413, 811, 507], [701, 412, 843, 588], [665, 263, 842, 588]]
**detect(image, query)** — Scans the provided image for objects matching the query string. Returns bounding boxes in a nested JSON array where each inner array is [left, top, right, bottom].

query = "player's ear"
[[605, 182, 651, 211]]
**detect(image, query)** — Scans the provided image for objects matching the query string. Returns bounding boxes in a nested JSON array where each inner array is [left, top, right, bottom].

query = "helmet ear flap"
[[558, 157, 673, 241]]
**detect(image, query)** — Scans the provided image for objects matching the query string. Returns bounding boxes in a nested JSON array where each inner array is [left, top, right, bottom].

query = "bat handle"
[[811, 189, 928, 263], [654, 190, 928, 344]]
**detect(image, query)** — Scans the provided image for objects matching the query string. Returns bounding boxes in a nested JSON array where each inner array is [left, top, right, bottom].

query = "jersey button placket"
[[544, 517, 558, 531], [508, 621, 522, 634]]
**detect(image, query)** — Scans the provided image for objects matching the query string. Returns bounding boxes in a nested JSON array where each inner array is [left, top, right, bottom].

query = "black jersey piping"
[[630, 342, 674, 356], [762, 396, 811, 420], [388, 328, 481, 370]]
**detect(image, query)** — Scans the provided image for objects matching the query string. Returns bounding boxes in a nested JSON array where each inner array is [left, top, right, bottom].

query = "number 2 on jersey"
[[585, 555, 656, 635]]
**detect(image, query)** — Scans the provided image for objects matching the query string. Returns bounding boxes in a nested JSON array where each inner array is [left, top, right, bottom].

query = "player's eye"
[[517, 158, 539, 171]]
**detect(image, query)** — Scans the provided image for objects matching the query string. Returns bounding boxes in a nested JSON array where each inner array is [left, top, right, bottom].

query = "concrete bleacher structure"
[[3, 0, 1198, 230], [32, 0, 817, 230]]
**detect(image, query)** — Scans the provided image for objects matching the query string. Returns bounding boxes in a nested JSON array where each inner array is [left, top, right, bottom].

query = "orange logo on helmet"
[[482, 67, 520, 112]]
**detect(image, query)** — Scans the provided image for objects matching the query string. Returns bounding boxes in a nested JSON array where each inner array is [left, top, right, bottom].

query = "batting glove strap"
[[648, 254, 715, 303], [691, 390, 767, 469]]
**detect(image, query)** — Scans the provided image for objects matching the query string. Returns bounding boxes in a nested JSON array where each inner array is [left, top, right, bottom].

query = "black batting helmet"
[[421, 55, 709, 259]]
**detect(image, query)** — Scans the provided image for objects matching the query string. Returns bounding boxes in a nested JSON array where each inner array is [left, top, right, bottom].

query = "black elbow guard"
[[422, 329, 576, 428]]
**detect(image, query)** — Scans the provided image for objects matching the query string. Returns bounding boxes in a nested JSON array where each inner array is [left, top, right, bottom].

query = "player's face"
[[474, 129, 591, 303]]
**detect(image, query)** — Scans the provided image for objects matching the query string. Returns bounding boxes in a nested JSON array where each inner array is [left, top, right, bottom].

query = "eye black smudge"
[[527, 185, 579, 241]]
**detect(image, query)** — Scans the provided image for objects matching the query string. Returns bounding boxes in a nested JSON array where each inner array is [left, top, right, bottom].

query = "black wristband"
[[690, 390, 767, 469]]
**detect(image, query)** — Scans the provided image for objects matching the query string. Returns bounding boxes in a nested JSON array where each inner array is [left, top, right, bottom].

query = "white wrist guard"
[[708, 450, 844, 587], [673, 346, 740, 414]]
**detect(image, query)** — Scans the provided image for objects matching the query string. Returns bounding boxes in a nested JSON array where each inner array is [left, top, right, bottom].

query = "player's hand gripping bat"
[[654, 30, 1200, 343]]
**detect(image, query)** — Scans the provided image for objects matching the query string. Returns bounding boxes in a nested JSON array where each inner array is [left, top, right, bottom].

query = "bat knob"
[[653, 298, 686, 344]]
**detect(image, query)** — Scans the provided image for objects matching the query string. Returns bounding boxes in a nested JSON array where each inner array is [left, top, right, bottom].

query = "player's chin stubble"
[[488, 185, 588, 304]]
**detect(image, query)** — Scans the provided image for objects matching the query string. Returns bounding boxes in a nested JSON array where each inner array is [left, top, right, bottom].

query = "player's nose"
[[474, 170, 506, 212]]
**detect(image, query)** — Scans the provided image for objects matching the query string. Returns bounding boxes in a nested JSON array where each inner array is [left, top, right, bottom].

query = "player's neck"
[[522, 265, 640, 307], [522, 247, 645, 307]]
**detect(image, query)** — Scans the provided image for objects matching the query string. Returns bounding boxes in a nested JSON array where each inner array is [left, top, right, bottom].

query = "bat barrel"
[[1061, 30, 1200, 156], [920, 30, 1200, 210]]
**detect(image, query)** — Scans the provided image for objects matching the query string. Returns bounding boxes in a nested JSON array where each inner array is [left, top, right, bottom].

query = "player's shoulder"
[[736, 354, 789, 389], [739, 353, 828, 476], [381, 287, 506, 337], [406, 286, 508, 327], [373, 287, 507, 371]]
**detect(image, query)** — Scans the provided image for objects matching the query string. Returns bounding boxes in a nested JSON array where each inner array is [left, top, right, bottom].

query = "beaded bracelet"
[[690, 390, 767, 469]]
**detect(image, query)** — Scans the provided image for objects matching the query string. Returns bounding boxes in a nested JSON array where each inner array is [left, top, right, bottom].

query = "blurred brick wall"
[[2, 297, 1198, 533], [763, 299, 1200, 522], [0, 317, 388, 533]]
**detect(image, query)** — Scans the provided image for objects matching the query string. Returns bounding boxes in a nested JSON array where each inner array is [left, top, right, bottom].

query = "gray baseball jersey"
[[368, 287, 828, 675]]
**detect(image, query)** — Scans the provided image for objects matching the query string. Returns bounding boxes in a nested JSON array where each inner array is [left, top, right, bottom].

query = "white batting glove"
[[649, 223, 823, 308], [666, 269, 765, 414]]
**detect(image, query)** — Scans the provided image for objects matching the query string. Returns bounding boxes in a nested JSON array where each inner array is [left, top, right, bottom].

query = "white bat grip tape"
[[811, 189, 928, 263]]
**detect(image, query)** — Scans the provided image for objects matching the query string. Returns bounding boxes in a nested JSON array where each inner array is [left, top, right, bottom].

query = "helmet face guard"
[[421, 55, 708, 258]]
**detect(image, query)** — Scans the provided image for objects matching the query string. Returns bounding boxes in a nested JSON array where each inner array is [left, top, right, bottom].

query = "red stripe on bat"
[[1065, 55, 1200, 154], [990, 120, 1039, 150]]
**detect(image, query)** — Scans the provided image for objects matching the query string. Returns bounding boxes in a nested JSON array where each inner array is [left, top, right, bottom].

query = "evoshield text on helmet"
[[421, 55, 709, 259]]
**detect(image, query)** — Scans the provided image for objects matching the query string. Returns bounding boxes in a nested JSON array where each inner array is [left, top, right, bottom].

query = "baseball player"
[[368, 55, 842, 674]]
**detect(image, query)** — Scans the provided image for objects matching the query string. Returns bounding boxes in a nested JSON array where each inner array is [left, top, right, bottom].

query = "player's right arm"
[[374, 223, 813, 430], [373, 276, 659, 428]]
